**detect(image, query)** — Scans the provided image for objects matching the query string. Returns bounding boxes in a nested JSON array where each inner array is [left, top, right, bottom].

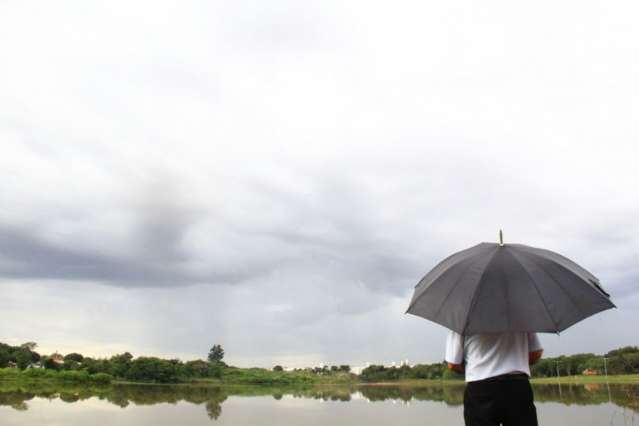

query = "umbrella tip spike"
[[499, 229, 504, 246]]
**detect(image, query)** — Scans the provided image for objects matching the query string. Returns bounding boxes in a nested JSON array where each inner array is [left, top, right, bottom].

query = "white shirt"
[[445, 331, 543, 382]]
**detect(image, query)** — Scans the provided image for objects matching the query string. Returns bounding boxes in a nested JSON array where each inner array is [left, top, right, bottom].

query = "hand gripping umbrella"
[[405, 231, 615, 335]]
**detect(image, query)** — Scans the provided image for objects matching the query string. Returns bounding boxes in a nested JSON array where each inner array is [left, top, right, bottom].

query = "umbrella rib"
[[407, 244, 488, 312], [413, 259, 474, 319], [516, 245, 602, 292], [428, 252, 494, 326], [461, 248, 500, 335], [509, 250, 558, 332], [523, 253, 585, 326]]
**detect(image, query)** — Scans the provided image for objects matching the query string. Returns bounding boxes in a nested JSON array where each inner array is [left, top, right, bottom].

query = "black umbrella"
[[405, 232, 615, 335]]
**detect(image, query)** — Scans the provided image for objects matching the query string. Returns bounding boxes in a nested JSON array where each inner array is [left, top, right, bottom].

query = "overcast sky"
[[1, 1, 638, 368]]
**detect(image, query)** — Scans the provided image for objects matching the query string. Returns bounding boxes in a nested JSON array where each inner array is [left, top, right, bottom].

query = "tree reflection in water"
[[1, 382, 638, 421], [205, 399, 222, 420]]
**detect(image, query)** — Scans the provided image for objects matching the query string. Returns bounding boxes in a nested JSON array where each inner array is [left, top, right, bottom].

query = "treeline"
[[0, 342, 353, 385], [360, 363, 463, 382], [531, 346, 639, 377], [0, 342, 39, 370], [5, 340, 638, 385], [361, 345, 639, 382], [287, 365, 351, 374], [0, 342, 224, 384], [78, 353, 225, 383]]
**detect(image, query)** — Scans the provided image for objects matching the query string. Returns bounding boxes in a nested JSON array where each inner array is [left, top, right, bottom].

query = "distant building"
[[582, 369, 599, 376], [7, 361, 17, 368], [350, 360, 415, 375], [351, 365, 365, 375]]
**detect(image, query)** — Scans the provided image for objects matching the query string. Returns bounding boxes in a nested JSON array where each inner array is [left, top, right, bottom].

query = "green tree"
[[184, 360, 211, 378], [0, 347, 10, 368], [208, 345, 224, 363], [126, 357, 180, 383], [20, 342, 37, 351], [62, 360, 81, 370], [273, 365, 283, 372], [43, 356, 60, 370], [208, 362, 223, 378], [531, 358, 555, 377], [110, 352, 133, 377], [16, 350, 31, 370], [606, 346, 639, 358], [442, 367, 464, 380], [64, 353, 84, 362]]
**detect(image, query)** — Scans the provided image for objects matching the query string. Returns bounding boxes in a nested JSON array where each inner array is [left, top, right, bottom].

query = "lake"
[[1, 382, 638, 425]]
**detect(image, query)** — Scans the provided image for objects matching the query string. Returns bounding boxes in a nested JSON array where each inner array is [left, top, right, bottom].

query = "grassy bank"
[[531, 374, 639, 385], [0, 368, 112, 385], [357, 378, 462, 387], [4, 366, 639, 388], [0, 366, 356, 387], [356, 375, 639, 387], [218, 367, 356, 386]]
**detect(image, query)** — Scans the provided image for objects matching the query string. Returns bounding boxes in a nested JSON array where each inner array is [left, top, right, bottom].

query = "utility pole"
[[603, 356, 608, 378]]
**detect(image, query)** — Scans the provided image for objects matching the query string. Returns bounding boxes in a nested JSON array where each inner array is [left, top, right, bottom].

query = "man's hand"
[[529, 350, 543, 365], [448, 363, 464, 374]]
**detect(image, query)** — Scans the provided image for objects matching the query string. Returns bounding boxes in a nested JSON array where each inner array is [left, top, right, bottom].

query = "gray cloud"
[[0, 223, 186, 285], [1, 0, 638, 367]]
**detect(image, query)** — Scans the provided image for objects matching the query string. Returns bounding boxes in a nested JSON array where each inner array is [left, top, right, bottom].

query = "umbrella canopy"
[[405, 242, 615, 335]]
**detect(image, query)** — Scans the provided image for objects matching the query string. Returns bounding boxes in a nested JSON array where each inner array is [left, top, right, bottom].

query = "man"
[[445, 331, 543, 426]]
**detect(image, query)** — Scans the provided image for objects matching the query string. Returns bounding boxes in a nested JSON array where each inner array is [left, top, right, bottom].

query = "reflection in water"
[[1, 381, 638, 422], [206, 399, 222, 420]]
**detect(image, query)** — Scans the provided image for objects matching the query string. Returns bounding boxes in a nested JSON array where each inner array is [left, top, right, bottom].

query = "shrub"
[[0, 368, 21, 378], [58, 370, 90, 382], [23, 368, 47, 378], [90, 373, 113, 384], [221, 367, 315, 385], [125, 357, 180, 383]]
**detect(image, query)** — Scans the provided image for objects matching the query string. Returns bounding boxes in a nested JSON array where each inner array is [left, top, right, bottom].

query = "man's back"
[[446, 331, 542, 382], [445, 331, 543, 426]]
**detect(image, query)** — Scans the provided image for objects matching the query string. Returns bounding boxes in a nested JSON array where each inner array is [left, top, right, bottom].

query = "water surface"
[[1, 382, 637, 425]]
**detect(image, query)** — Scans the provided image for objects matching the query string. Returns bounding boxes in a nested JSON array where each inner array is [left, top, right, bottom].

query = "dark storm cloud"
[[0, 175, 269, 287], [0, 169, 425, 293], [0, 196, 424, 297], [0, 223, 183, 285], [0, 221, 299, 288]]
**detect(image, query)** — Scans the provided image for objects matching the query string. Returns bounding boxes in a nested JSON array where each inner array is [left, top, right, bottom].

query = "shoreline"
[[3, 374, 639, 388]]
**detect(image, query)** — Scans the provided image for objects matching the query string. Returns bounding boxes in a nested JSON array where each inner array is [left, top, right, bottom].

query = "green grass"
[[531, 374, 639, 385], [1, 366, 358, 387], [0, 368, 112, 385], [363, 379, 456, 387], [219, 367, 357, 386], [4, 366, 638, 388], [358, 375, 639, 386]]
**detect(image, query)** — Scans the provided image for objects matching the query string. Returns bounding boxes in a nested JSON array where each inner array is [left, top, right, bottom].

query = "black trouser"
[[464, 374, 538, 426]]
